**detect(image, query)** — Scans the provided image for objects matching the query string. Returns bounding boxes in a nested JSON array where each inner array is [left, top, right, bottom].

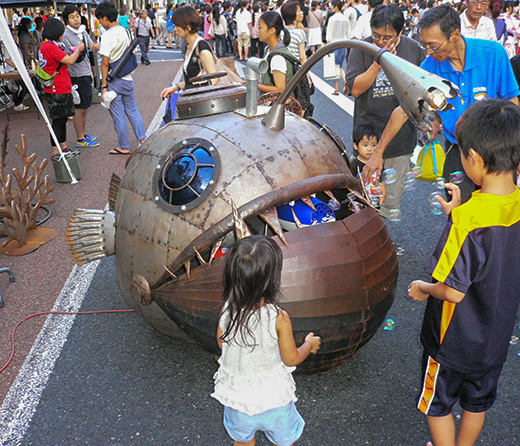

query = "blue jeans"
[[137, 35, 150, 62], [215, 34, 226, 58], [107, 78, 146, 149]]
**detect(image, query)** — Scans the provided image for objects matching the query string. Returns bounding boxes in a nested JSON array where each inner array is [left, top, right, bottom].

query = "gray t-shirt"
[[346, 35, 425, 158], [63, 27, 93, 78]]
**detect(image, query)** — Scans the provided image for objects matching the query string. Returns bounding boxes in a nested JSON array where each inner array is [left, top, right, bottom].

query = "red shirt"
[[39, 40, 72, 94]]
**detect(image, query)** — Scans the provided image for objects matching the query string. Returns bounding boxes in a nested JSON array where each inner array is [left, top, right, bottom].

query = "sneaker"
[[85, 133, 98, 142], [14, 104, 29, 111], [76, 138, 100, 148]]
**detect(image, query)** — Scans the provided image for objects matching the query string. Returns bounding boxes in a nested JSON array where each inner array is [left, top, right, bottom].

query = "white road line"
[[0, 260, 101, 446], [0, 65, 353, 445], [309, 72, 354, 116]]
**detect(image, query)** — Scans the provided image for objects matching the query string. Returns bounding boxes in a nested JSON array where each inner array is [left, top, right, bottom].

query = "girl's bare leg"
[[234, 437, 255, 446]]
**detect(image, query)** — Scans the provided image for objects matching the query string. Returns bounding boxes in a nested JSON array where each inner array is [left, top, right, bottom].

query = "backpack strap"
[[266, 48, 299, 85]]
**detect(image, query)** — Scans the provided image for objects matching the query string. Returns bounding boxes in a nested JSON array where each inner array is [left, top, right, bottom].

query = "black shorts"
[[71, 76, 93, 109], [417, 352, 503, 417]]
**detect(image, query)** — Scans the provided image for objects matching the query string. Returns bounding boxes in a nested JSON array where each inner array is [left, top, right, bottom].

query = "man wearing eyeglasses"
[[364, 5, 519, 204], [460, 0, 496, 40], [345, 4, 425, 218]]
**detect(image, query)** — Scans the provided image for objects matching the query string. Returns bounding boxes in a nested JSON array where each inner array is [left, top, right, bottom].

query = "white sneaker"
[[14, 104, 29, 111]]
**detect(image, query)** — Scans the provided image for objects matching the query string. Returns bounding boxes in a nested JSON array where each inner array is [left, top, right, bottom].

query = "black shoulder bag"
[[107, 28, 138, 82]]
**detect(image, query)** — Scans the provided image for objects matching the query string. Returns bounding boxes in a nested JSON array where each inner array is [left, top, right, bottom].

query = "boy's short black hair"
[[95, 1, 119, 22], [456, 98, 520, 174], [353, 124, 379, 145], [62, 5, 81, 25], [42, 18, 65, 41]]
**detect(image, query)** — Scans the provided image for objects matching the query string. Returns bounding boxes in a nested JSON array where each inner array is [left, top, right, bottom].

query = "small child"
[[350, 124, 387, 207], [211, 235, 321, 446], [408, 98, 520, 446]]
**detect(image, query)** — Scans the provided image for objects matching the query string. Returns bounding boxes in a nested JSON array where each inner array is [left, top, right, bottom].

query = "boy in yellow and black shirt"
[[408, 98, 520, 446]]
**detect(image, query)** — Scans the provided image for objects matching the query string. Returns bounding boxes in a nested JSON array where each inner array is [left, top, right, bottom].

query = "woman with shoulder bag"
[[40, 18, 85, 158], [161, 6, 217, 99]]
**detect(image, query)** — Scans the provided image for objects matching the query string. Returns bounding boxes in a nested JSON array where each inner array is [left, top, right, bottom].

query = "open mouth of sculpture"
[[153, 172, 371, 289]]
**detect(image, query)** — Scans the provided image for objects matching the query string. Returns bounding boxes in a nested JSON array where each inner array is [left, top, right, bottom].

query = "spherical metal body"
[[113, 107, 398, 374]]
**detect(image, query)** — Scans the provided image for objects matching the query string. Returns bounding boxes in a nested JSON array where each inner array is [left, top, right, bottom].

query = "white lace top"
[[211, 304, 297, 416]]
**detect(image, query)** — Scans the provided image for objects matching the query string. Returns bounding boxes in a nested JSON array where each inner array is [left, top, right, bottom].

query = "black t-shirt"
[[183, 39, 213, 89], [349, 156, 366, 177], [346, 36, 425, 159]]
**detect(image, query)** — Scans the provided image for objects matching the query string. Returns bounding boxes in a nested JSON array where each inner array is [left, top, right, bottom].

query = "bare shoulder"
[[276, 308, 292, 331]]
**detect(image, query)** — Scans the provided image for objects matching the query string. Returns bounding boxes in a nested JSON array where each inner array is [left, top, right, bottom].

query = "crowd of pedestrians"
[[5, 0, 520, 162]]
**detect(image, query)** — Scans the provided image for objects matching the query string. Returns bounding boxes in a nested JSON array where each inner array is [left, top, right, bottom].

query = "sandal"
[[332, 90, 340, 96], [109, 148, 131, 155]]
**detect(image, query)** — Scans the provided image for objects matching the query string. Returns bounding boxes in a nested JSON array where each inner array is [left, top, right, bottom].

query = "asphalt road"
[[4, 46, 520, 446]]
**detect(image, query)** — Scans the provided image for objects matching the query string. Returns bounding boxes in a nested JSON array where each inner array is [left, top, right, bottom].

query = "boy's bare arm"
[[408, 280, 465, 303]]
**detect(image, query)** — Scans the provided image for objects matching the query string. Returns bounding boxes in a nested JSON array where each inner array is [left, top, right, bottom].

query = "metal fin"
[[350, 189, 379, 212], [231, 200, 251, 240], [324, 190, 340, 207], [301, 196, 316, 211], [291, 208, 304, 229], [209, 239, 223, 265], [193, 246, 207, 265], [184, 260, 191, 278], [132, 274, 152, 305], [164, 265, 178, 279], [108, 173, 121, 212], [259, 209, 287, 245], [67, 209, 116, 265]]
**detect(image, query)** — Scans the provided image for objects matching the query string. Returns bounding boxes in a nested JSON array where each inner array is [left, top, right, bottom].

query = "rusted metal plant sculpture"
[[0, 126, 56, 255]]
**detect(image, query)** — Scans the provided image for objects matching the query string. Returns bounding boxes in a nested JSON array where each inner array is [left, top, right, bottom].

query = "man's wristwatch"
[[101, 85, 108, 90]]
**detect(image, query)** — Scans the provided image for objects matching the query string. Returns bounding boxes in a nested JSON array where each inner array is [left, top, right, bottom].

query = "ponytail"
[[282, 26, 291, 46]]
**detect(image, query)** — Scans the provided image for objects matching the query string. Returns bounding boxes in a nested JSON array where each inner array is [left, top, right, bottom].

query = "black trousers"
[[2, 80, 27, 106], [137, 36, 150, 62], [50, 117, 68, 146]]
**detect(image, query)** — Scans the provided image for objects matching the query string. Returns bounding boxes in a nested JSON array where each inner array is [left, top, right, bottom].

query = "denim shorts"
[[223, 401, 305, 446]]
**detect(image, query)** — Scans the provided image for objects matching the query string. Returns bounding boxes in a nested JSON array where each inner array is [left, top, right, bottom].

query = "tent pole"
[[87, 4, 100, 91]]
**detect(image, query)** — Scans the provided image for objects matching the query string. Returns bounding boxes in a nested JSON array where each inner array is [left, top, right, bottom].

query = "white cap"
[[101, 91, 117, 109]]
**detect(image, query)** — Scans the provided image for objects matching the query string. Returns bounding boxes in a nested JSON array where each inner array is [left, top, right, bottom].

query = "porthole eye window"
[[156, 138, 220, 213]]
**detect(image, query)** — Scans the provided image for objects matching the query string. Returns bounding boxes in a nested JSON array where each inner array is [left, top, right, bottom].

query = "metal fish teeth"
[[67, 209, 116, 265], [108, 173, 121, 212], [231, 200, 251, 240], [259, 208, 287, 245]]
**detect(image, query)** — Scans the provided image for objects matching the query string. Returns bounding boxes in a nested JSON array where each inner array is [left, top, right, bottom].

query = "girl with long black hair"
[[212, 235, 321, 446]]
